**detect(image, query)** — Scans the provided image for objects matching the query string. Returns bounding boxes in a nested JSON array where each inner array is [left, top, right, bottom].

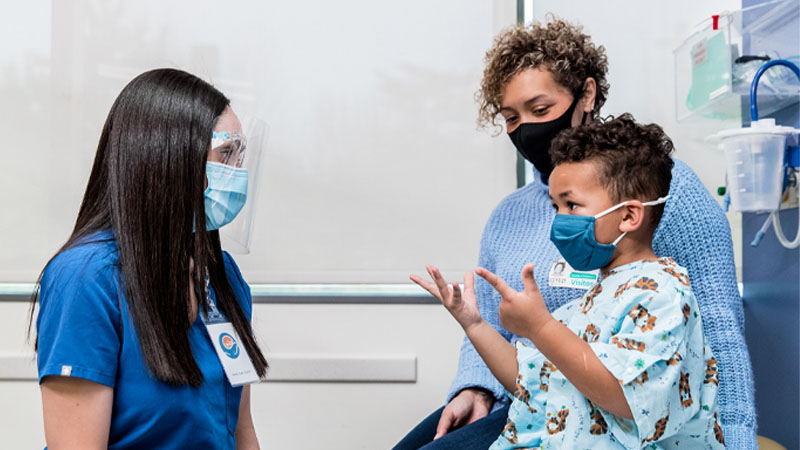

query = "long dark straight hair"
[[30, 68, 267, 386]]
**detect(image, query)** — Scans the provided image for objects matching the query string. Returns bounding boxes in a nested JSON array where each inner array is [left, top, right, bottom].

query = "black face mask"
[[508, 95, 583, 184]]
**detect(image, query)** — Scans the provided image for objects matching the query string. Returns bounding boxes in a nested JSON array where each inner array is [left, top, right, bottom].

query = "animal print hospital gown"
[[489, 258, 726, 450]]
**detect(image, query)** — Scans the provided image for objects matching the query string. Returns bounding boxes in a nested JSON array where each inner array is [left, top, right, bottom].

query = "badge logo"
[[219, 332, 240, 359]]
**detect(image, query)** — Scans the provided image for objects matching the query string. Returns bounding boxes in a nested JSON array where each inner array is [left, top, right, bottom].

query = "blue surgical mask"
[[204, 161, 248, 230], [549, 196, 670, 271]]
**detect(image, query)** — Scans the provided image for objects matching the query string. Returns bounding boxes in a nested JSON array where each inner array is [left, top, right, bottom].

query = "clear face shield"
[[207, 116, 268, 254]]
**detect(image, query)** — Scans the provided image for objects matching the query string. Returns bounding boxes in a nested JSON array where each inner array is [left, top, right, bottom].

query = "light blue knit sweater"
[[448, 159, 756, 449]]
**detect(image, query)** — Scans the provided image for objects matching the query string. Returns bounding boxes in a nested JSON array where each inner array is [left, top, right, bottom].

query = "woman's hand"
[[476, 263, 553, 338], [410, 265, 483, 332], [434, 388, 495, 439]]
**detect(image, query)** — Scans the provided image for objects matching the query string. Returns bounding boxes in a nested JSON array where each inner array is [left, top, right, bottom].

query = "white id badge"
[[548, 258, 600, 290], [203, 319, 260, 387], [200, 269, 259, 387]]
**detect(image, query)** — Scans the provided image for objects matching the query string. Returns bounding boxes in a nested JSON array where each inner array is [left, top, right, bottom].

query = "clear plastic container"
[[717, 119, 797, 212], [722, 134, 786, 212], [674, 0, 799, 122]]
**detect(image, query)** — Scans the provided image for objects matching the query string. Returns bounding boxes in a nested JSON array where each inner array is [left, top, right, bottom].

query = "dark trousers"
[[392, 404, 510, 450]]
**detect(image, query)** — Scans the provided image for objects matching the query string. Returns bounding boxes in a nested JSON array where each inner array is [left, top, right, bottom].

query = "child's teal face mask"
[[550, 196, 669, 271], [204, 161, 248, 231]]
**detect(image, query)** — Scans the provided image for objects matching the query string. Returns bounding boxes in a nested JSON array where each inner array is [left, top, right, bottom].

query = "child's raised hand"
[[410, 265, 483, 332], [475, 263, 552, 338]]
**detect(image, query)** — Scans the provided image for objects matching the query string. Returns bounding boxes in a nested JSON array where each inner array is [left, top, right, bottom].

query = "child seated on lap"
[[412, 114, 725, 449]]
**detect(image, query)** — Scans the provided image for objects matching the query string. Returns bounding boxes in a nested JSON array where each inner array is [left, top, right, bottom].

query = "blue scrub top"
[[36, 232, 253, 449]]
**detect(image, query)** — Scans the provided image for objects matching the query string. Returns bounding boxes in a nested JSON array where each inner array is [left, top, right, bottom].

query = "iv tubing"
[[750, 59, 800, 122], [749, 59, 800, 249], [770, 181, 800, 249], [751, 213, 773, 247]]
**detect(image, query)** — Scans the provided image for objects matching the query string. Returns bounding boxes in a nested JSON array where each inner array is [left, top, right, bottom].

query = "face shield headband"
[[213, 117, 268, 254], [211, 131, 247, 168]]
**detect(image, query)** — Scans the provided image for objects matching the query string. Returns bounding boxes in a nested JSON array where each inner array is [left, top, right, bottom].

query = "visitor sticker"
[[548, 258, 599, 290]]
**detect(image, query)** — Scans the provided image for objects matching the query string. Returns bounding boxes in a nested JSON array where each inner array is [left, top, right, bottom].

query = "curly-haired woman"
[[394, 19, 755, 450]]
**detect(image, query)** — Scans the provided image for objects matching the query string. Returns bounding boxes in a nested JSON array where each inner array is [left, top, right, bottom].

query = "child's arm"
[[462, 321, 517, 394], [411, 266, 517, 393], [477, 264, 633, 420]]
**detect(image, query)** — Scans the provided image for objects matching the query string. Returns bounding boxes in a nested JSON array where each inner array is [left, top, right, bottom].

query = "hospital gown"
[[489, 257, 725, 449]]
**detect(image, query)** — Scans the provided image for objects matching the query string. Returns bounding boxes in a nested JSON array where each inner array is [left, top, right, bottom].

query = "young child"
[[412, 114, 724, 449]]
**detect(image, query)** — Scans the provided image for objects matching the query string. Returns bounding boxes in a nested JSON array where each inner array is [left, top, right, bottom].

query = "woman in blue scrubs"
[[31, 68, 268, 449]]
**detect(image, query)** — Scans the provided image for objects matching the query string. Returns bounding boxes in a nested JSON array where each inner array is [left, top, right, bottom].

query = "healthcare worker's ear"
[[618, 200, 646, 233], [576, 77, 597, 125]]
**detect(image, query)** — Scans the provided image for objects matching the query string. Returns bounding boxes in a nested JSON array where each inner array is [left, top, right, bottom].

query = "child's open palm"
[[410, 265, 483, 332]]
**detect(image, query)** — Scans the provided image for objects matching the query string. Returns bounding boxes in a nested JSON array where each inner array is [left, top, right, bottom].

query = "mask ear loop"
[[606, 195, 670, 246], [594, 195, 670, 219], [642, 195, 670, 207], [573, 89, 588, 125], [591, 201, 629, 246], [593, 200, 629, 219]]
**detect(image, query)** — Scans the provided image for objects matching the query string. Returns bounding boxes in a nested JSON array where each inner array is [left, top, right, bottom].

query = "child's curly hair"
[[477, 18, 610, 134], [549, 113, 675, 230]]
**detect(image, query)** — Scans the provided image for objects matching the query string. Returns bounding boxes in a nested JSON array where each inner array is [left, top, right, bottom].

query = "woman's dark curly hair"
[[477, 18, 610, 133], [549, 113, 675, 230]]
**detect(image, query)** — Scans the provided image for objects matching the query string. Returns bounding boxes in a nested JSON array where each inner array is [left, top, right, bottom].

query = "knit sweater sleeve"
[[653, 159, 757, 449], [446, 205, 513, 404]]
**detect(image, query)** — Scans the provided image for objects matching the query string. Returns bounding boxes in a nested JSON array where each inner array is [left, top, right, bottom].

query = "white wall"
[[0, 302, 43, 450], [249, 304, 464, 448], [0, 0, 519, 285]]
